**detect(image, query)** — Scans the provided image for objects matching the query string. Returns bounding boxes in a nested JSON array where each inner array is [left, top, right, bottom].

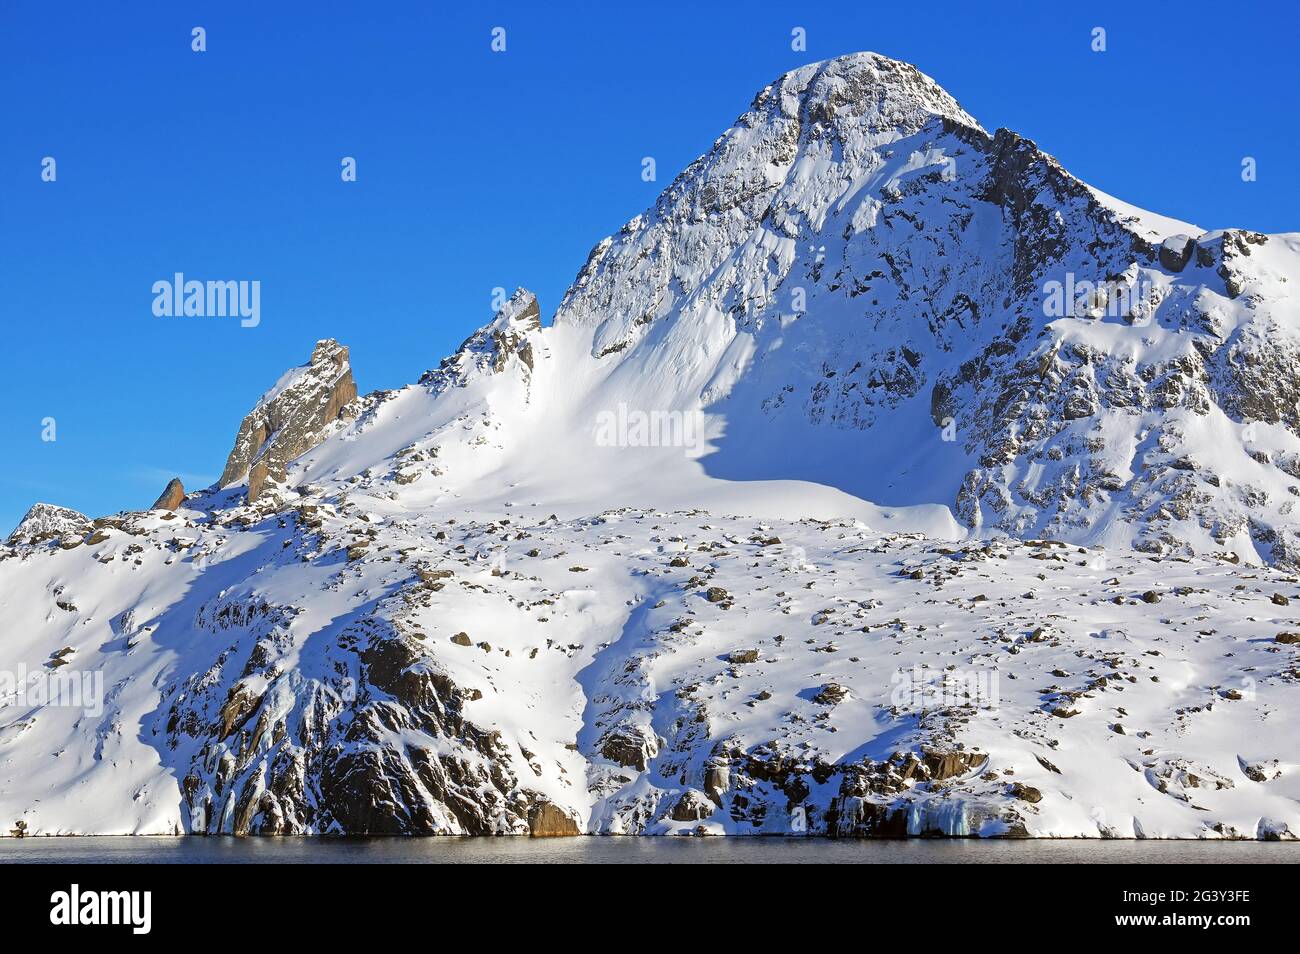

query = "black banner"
[[0, 855, 1288, 940]]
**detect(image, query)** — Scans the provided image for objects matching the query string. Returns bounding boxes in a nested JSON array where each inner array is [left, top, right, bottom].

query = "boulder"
[[1010, 782, 1042, 803], [1158, 234, 1196, 273], [814, 683, 850, 706], [599, 724, 658, 771]]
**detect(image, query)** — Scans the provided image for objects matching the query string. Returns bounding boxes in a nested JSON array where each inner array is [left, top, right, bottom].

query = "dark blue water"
[[1, 837, 1295, 864]]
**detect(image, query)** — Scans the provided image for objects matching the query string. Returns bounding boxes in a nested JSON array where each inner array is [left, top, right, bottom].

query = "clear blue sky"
[[2, 0, 1297, 533]]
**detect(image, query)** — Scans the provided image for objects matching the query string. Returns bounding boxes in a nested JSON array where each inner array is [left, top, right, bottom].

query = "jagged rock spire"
[[219, 339, 359, 502], [151, 478, 186, 512]]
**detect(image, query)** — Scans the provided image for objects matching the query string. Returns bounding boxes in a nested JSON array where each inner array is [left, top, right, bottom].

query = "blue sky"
[[2, 0, 1297, 533]]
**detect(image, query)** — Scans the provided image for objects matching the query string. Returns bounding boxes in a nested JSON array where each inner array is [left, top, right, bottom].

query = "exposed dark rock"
[[1010, 782, 1042, 803], [528, 800, 580, 836], [151, 478, 186, 512], [599, 724, 658, 771], [813, 683, 850, 706], [219, 339, 359, 502], [669, 789, 715, 822], [1158, 234, 1196, 273]]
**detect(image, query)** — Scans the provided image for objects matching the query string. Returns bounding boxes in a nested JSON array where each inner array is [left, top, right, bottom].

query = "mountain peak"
[[770, 52, 980, 134], [490, 288, 541, 332], [6, 502, 91, 546], [555, 54, 983, 335]]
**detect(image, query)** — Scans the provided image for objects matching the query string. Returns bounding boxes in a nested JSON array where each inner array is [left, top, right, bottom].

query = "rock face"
[[219, 339, 359, 502], [5, 503, 91, 546], [668, 789, 715, 822], [528, 801, 581, 837], [151, 478, 185, 512]]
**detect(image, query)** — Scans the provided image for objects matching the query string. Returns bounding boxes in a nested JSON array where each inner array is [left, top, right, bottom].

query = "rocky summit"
[[1, 53, 1297, 838]]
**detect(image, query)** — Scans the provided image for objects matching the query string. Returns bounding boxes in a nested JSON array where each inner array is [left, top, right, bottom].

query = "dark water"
[[1, 837, 1295, 864]]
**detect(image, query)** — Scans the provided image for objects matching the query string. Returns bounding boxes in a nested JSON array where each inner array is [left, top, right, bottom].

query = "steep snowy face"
[[491, 51, 1300, 566]]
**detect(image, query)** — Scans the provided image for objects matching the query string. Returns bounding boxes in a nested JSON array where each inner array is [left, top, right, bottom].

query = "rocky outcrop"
[[528, 801, 581, 836], [167, 603, 545, 835], [668, 789, 715, 822], [151, 478, 185, 512], [219, 339, 358, 502], [5, 503, 92, 546], [419, 288, 541, 392]]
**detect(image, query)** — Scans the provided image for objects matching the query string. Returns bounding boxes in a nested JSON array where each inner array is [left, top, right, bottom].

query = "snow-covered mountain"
[[2, 53, 1297, 838]]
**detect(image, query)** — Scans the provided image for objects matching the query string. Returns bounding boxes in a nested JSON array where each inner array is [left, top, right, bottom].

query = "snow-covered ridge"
[[2, 52, 1298, 838]]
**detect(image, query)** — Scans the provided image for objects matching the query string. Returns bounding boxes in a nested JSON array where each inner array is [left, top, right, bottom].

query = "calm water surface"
[[1, 837, 1295, 864]]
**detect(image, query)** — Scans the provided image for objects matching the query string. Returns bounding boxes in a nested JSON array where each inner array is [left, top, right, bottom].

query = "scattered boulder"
[[813, 683, 850, 706], [1010, 782, 1042, 803]]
